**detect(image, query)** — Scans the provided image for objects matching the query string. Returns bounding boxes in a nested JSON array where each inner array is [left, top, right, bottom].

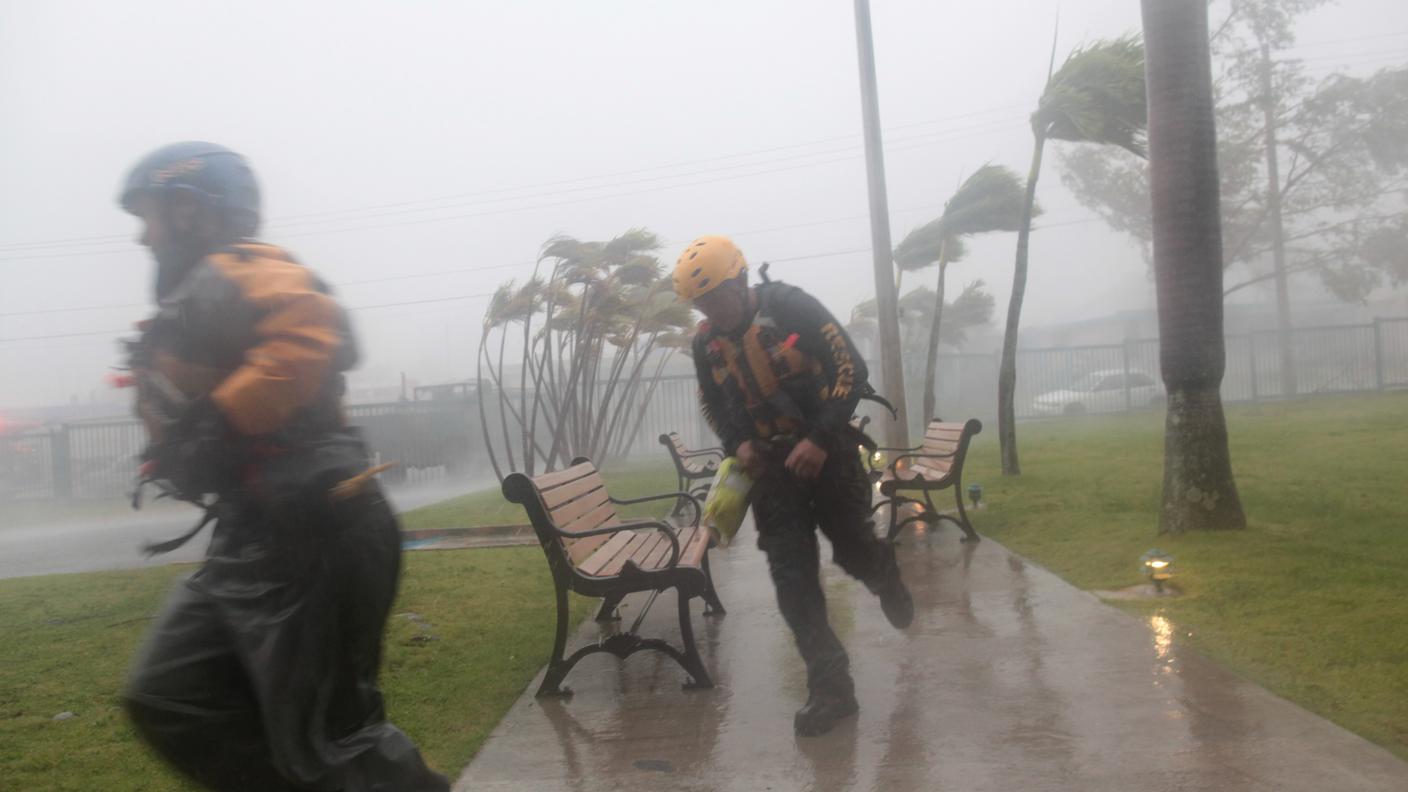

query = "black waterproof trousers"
[[124, 486, 448, 792], [750, 445, 899, 698]]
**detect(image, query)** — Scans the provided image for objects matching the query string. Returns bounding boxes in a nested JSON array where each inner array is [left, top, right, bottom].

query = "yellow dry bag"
[[702, 457, 753, 548]]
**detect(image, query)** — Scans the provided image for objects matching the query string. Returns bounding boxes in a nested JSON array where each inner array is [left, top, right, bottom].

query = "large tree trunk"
[[998, 135, 1045, 476], [921, 257, 948, 423], [1257, 39, 1297, 398], [1142, 0, 1247, 533]]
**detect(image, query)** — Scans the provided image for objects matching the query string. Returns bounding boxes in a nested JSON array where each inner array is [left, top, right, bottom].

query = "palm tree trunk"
[[921, 257, 948, 422], [495, 323, 518, 473], [474, 333, 504, 482], [999, 134, 1046, 476], [1142, 0, 1246, 533]]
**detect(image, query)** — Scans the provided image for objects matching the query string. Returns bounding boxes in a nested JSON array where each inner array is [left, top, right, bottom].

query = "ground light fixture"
[[967, 483, 983, 509], [1140, 549, 1175, 593]]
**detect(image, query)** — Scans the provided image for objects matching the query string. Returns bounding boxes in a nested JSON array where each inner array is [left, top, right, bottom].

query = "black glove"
[[147, 396, 240, 499]]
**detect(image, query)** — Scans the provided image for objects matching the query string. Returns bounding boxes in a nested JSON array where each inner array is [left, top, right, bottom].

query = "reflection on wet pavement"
[[455, 517, 1408, 791]]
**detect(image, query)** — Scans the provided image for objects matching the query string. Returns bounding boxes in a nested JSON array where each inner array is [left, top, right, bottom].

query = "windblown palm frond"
[[1034, 34, 1148, 158], [894, 220, 967, 271], [894, 164, 1031, 271], [942, 164, 1033, 235], [501, 277, 544, 323], [602, 228, 661, 261], [613, 256, 661, 286], [483, 283, 516, 329]]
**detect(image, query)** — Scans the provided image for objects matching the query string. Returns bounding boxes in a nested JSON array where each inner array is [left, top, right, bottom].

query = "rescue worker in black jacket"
[[117, 142, 448, 791], [674, 235, 913, 737]]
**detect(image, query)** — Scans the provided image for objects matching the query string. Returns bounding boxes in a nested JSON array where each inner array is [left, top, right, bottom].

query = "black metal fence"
[[881, 316, 1408, 433], [4, 317, 1404, 501]]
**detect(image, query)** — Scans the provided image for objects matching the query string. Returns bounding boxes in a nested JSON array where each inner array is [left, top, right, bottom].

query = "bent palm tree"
[[895, 165, 1029, 422], [999, 34, 1147, 476]]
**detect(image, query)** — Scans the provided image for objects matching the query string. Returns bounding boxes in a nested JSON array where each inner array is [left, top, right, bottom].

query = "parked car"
[[1031, 369, 1165, 416]]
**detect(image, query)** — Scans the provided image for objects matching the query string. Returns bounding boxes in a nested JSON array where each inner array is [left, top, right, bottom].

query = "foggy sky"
[[3, 0, 1406, 409]]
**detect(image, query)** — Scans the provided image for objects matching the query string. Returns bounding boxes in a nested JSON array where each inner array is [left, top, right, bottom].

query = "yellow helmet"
[[673, 235, 747, 300]]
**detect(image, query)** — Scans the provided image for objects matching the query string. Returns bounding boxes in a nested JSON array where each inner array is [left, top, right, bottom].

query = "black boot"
[[877, 572, 913, 630], [794, 689, 860, 737]]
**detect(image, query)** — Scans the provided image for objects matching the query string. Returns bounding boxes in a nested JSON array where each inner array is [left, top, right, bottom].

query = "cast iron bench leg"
[[700, 553, 726, 617], [677, 591, 714, 690], [595, 591, 624, 622], [537, 583, 575, 697]]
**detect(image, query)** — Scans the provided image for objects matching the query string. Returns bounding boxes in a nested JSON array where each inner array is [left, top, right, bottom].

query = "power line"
[[1290, 46, 1408, 65], [1282, 30, 1408, 52], [0, 212, 1119, 346], [0, 103, 1029, 255], [266, 105, 1030, 228], [1, 202, 1103, 320], [0, 118, 1024, 264]]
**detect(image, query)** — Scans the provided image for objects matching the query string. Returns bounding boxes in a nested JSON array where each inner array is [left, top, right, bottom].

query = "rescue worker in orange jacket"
[[117, 142, 448, 791], [675, 236, 913, 737]]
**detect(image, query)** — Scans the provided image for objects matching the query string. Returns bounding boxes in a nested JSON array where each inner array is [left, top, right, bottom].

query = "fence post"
[[50, 425, 72, 500], [1248, 334, 1260, 403], [1373, 317, 1385, 391], [1121, 340, 1133, 413]]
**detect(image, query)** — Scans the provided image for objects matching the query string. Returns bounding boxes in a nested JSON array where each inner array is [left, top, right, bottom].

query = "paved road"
[[0, 482, 474, 580], [457, 519, 1408, 792]]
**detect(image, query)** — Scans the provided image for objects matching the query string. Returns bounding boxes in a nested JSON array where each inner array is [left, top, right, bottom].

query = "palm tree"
[[476, 229, 692, 477], [1141, 0, 1246, 532], [895, 165, 1028, 423], [999, 34, 1147, 476], [848, 281, 996, 380]]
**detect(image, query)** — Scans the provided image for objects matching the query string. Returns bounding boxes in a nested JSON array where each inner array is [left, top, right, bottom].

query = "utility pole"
[[1258, 39, 1297, 397], [852, 0, 909, 447]]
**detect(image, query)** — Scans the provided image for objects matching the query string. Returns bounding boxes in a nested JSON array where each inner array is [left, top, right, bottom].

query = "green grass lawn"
[[0, 463, 682, 790], [963, 392, 1408, 760]]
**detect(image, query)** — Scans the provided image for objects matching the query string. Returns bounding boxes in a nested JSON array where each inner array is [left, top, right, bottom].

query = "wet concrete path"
[[456, 519, 1408, 791]]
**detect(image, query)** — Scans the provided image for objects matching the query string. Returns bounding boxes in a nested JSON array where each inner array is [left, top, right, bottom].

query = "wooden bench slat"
[[560, 500, 619, 537], [532, 462, 597, 491], [597, 531, 664, 577], [924, 430, 965, 444], [549, 484, 611, 527], [640, 530, 679, 571], [566, 533, 612, 566], [581, 530, 654, 576], [542, 470, 609, 509], [575, 530, 639, 575], [678, 525, 711, 568], [628, 533, 671, 573], [920, 441, 959, 453]]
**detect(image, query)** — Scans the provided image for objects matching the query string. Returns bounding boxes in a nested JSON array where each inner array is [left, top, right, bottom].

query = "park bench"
[[501, 457, 726, 697], [872, 418, 983, 544], [658, 432, 724, 512]]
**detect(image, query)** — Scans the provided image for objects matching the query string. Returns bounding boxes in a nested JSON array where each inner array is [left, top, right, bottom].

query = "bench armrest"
[[875, 444, 924, 454], [679, 448, 725, 460], [611, 491, 702, 526]]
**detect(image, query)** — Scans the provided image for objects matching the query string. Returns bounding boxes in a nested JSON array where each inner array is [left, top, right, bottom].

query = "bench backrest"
[[659, 432, 690, 459], [910, 419, 982, 478], [502, 460, 622, 574]]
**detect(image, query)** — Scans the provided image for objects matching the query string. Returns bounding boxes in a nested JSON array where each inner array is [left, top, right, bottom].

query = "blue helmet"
[[119, 142, 261, 237]]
